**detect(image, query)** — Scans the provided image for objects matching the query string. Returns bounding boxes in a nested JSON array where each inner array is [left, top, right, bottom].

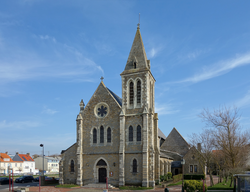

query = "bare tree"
[[200, 106, 250, 187], [190, 129, 215, 186]]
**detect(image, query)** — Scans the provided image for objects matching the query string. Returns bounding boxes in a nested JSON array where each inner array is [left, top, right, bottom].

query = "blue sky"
[[0, 1, 250, 156]]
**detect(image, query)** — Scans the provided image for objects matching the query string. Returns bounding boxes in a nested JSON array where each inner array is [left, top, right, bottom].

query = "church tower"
[[119, 24, 159, 187]]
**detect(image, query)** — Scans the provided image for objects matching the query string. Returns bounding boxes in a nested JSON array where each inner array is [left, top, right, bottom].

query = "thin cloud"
[[155, 102, 180, 115], [235, 90, 250, 108], [148, 47, 162, 58], [0, 38, 104, 85], [42, 106, 58, 115], [39, 35, 56, 43], [170, 52, 250, 84], [0, 120, 41, 130]]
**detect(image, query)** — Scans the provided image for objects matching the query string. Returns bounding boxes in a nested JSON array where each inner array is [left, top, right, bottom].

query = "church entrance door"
[[99, 168, 106, 183]]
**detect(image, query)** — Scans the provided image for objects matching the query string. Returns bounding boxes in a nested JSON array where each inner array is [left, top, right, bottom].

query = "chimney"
[[5, 152, 8, 155], [16, 152, 19, 155], [27, 153, 30, 156], [197, 143, 202, 152]]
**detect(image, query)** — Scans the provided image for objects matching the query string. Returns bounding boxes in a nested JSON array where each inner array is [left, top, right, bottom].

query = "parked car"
[[15, 176, 34, 183], [0, 178, 12, 185], [34, 177, 39, 182]]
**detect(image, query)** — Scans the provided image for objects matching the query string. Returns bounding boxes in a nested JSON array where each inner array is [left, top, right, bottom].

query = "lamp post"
[[181, 158, 185, 192], [40, 144, 44, 176]]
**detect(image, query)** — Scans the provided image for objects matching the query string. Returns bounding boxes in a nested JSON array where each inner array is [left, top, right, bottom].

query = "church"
[[59, 25, 174, 187]]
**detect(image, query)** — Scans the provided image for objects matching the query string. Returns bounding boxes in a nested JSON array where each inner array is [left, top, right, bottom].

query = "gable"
[[12, 154, 23, 162], [161, 127, 190, 156]]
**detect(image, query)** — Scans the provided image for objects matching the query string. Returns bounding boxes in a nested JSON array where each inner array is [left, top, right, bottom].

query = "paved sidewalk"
[[1, 175, 219, 192]]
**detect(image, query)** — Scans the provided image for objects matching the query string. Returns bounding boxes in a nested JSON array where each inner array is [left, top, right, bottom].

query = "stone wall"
[[62, 144, 77, 184]]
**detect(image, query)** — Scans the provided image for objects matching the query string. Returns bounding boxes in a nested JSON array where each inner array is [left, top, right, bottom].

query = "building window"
[[129, 126, 133, 141], [133, 159, 137, 173], [107, 127, 111, 143], [137, 80, 141, 104], [137, 125, 141, 141], [100, 126, 104, 143], [93, 128, 97, 143], [70, 160, 74, 172], [129, 82, 134, 105], [190, 165, 193, 173], [194, 165, 197, 173], [15, 163, 17, 167]]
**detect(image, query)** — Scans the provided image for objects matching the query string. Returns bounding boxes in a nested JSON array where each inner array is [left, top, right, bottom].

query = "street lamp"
[[181, 158, 185, 192], [40, 144, 44, 176]]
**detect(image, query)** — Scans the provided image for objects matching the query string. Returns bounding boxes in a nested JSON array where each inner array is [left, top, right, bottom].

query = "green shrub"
[[160, 175, 164, 182], [167, 172, 172, 179], [164, 174, 168, 181], [155, 180, 159, 185], [184, 180, 207, 192], [184, 174, 205, 180], [173, 174, 182, 183]]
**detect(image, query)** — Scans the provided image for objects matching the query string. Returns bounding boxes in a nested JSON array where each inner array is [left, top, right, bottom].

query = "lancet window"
[[137, 80, 141, 104], [93, 128, 97, 143], [129, 82, 134, 105], [129, 126, 133, 141]]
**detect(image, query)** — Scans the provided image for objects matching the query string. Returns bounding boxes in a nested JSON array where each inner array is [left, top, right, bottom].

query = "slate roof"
[[171, 161, 182, 168], [160, 152, 173, 159], [107, 88, 122, 106], [158, 128, 166, 139]]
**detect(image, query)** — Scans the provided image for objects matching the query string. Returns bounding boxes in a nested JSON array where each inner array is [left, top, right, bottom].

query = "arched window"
[[137, 125, 141, 141], [133, 159, 137, 173], [107, 127, 111, 143], [100, 126, 104, 143], [97, 159, 107, 166], [137, 80, 141, 104], [129, 82, 134, 105], [129, 126, 133, 141], [70, 160, 74, 172], [93, 128, 97, 143]]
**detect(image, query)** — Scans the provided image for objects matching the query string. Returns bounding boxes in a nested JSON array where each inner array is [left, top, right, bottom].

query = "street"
[[0, 181, 39, 191]]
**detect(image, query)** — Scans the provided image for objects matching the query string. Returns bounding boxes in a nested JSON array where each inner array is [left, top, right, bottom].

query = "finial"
[[137, 13, 140, 29], [100, 76, 104, 82], [79, 99, 85, 112]]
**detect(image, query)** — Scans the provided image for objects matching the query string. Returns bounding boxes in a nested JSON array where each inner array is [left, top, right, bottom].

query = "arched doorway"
[[96, 159, 107, 183], [98, 168, 107, 183]]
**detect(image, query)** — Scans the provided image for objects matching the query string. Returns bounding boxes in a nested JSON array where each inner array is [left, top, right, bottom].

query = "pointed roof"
[[160, 127, 190, 156], [106, 88, 122, 106], [123, 26, 149, 71], [18, 154, 34, 161], [0, 153, 13, 162]]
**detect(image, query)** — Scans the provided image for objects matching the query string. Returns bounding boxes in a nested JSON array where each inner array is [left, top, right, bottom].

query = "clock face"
[[95, 102, 109, 118]]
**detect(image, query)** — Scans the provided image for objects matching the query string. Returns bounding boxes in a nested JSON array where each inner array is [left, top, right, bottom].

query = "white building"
[[34, 156, 61, 173], [0, 152, 23, 175], [12, 152, 35, 174]]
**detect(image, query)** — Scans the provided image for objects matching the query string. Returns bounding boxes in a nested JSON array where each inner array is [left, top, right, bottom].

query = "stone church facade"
[[59, 25, 172, 187]]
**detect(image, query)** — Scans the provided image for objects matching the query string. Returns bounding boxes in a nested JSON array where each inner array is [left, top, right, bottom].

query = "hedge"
[[184, 180, 207, 192], [173, 174, 182, 183], [184, 174, 205, 180]]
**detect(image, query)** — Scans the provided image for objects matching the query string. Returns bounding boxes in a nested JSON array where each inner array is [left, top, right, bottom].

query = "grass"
[[55, 184, 79, 188], [119, 186, 153, 190], [167, 181, 183, 186], [208, 178, 233, 190]]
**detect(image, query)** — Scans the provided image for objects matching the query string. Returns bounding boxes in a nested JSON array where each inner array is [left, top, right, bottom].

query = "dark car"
[[34, 177, 39, 182], [0, 178, 12, 185], [15, 176, 34, 183]]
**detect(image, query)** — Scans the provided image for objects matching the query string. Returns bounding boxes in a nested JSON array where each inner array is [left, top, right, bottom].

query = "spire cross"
[[100, 76, 104, 82], [137, 13, 140, 29]]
